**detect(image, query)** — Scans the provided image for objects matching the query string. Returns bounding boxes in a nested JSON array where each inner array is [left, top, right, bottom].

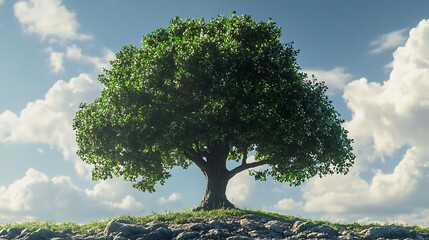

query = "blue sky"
[[1, 0, 429, 226]]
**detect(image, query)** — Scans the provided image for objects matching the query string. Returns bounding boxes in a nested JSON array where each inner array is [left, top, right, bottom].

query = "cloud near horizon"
[[0, 168, 146, 223], [159, 193, 182, 205], [274, 19, 429, 226]]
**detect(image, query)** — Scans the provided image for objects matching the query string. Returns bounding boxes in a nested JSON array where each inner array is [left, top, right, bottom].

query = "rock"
[[309, 225, 338, 236], [339, 229, 361, 240], [226, 236, 252, 240], [264, 220, 288, 233], [0, 227, 24, 239], [61, 228, 73, 235], [292, 220, 317, 233], [73, 236, 108, 240], [145, 221, 168, 231], [291, 220, 339, 239], [188, 223, 207, 231], [248, 229, 261, 238], [104, 220, 130, 234], [104, 219, 149, 237], [175, 231, 199, 240], [141, 227, 172, 240], [360, 225, 415, 239], [283, 229, 294, 237], [207, 219, 228, 230], [239, 218, 261, 230], [2, 215, 428, 240], [1, 228, 24, 239], [112, 235, 127, 240], [205, 228, 228, 238], [306, 231, 335, 239], [16, 228, 70, 240]]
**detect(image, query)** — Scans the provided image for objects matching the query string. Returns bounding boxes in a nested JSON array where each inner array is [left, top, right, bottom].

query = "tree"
[[73, 12, 355, 210]]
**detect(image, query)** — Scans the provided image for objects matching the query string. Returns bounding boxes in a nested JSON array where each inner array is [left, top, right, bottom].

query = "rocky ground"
[[1, 214, 428, 240]]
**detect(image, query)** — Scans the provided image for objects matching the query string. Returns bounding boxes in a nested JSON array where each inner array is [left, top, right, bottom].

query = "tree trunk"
[[194, 162, 235, 211]]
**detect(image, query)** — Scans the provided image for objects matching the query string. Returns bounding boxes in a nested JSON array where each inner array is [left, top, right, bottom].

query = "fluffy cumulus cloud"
[[85, 178, 149, 203], [226, 171, 255, 204], [14, 0, 91, 42], [370, 28, 408, 54], [303, 67, 353, 94], [0, 73, 101, 175], [0, 43, 114, 178], [279, 19, 429, 225], [0, 169, 145, 223], [0, 73, 99, 156], [226, 156, 269, 205], [0, 0, 5, 6]]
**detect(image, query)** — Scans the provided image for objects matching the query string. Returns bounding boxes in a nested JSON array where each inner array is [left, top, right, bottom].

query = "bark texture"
[[194, 145, 236, 211], [195, 168, 235, 210]]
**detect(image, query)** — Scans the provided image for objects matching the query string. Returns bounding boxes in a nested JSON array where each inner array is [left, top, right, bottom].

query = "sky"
[[1, 0, 429, 226]]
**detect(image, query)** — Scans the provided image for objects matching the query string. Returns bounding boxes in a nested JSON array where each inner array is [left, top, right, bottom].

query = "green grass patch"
[[0, 209, 428, 235]]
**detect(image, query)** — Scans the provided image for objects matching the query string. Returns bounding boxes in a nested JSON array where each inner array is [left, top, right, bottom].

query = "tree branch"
[[241, 151, 247, 165], [228, 159, 274, 179], [184, 148, 207, 172]]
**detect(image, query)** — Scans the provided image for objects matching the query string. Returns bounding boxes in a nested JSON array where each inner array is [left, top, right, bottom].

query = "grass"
[[0, 209, 428, 235]]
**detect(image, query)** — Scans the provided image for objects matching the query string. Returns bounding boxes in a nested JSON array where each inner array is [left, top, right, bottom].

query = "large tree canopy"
[[73, 12, 355, 210]]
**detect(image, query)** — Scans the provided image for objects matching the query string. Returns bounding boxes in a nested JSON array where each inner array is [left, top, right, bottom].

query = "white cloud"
[[0, 168, 145, 223], [85, 179, 146, 211], [0, 44, 114, 178], [226, 156, 268, 205], [345, 22, 429, 156], [301, 147, 429, 221], [295, 19, 429, 226], [393, 209, 429, 226], [86, 178, 141, 200], [66, 44, 115, 71], [44, 44, 114, 79], [370, 28, 408, 54], [66, 44, 82, 60], [86, 48, 115, 71], [14, 0, 91, 42], [226, 171, 254, 204], [159, 192, 182, 204], [105, 195, 143, 210], [0, 73, 100, 158], [0, 73, 102, 176], [46, 48, 64, 73], [274, 198, 303, 211], [302, 173, 370, 214], [303, 67, 352, 94], [0, 0, 5, 6], [0, 168, 89, 220], [0, 168, 48, 211]]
